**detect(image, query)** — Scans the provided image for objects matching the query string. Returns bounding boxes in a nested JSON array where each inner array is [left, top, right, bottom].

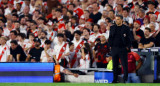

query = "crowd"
[[0, 0, 159, 82]]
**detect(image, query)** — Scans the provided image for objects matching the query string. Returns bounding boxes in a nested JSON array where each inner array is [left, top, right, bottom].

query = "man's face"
[[100, 35, 106, 42], [83, 29, 89, 36], [40, 32, 46, 39], [30, 23, 36, 30], [68, 5, 74, 11], [149, 24, 155, 31], [122, 10, 128, 17], [45, 44, 51, 49], [133, 22, 140, 29], [93, 25, 99, 32], [11, 43, 17, 50], [0, 38, 6, 45], [34, 41, 40, 47], [74, 33, 80, 40], [144, 29, 150, 37], [14, 22, 20, 29], [115, 17, 122, 26], [148, 4, 154, 10], [58, 36, 64, 42], [10, 33, 16, 40]]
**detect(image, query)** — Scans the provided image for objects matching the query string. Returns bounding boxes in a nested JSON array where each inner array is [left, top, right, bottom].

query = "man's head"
[[134, 20, 141, 29], [56, 8, 62, 18], [40, 31, 47, 39], [10, 40, 18, 50], [93, 24, 100, 33], [149, 22, 155, 32], [0, 36, 7, 45], [122, 8, 129, 17], [45, 40, 51, 49], [30, 20, 37, 30], [115, 15, 123, 26], [148, 1, 155, 10], [74, 30, 82, 41], [144, 27, 151, 37], [100, 33, 109, 42], [17, 33, 26, 41], [34, 38, 41, 47], [10, 30, 17, 40], [57, 33, 64, 42]]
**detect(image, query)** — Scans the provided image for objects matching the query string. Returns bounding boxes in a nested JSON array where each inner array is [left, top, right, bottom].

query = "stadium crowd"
[[0, 0, 159, 82]]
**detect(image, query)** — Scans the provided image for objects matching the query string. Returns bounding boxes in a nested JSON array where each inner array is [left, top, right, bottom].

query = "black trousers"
[[111, 47, 128, 82]]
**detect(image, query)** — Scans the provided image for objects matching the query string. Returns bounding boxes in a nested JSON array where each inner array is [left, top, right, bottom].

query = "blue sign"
[[94, 71, 113, 83], [0, 63, 54, 83]]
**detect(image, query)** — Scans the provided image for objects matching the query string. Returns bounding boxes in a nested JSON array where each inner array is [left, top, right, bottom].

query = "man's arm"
[[26, 54, 31, 61], [133, 28, 141, 41], [16, 54, 21, 62], [136, 59, 142, 70], [144, 42, 154, 48], [138, 43, 144, 49], [62, 69, 79, 78]]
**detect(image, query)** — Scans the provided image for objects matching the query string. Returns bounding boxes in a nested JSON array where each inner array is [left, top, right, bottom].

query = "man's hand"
[[73, 73, 79, 78]]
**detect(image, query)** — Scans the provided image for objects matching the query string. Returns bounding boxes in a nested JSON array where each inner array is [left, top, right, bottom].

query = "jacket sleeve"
[[108, 26, 113, 47], [126, 26, 132, 48]]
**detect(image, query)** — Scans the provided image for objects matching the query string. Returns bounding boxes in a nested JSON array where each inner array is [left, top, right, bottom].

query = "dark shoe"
[[112, 80, 119, 83]]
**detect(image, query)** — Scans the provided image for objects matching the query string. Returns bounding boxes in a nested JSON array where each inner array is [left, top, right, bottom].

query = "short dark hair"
[[94, 24, 100, 29], [10, 30, 18, 36], [106, 17, 112, 23], [41, 31, 47, 35], [56, 8, 62, 13], [116, 15, 123, 19], [109, 10, 115, 14], [57, 33, 64, 38], [145, 27, 151, 32], [69, 4, 76, 8], [31, 20, 37, 25], [69, 42, 73, 47], [123, 7, 130, 13], [45, 40, 52, 44], [67, 10, 73, 15], [17, 33, 26, 39], [10, 40, 18, 45], [74, 30, 82, 36], [83, 28, 90, 34]]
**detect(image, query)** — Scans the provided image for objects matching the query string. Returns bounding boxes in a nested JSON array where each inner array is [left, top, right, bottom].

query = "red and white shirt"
[[0, 44, 10, 62], [54, 42, 69, 63], [40, 48, 55, 62], [79, 54, 90, 73]]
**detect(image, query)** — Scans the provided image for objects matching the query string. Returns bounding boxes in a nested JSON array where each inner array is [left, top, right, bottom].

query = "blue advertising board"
[[0, 63, 54, 83], [94, 71, 113, 83]]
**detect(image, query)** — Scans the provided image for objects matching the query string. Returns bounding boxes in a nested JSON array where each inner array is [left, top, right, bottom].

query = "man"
[[10, 40, 27, 62], [122, 51, 142, 83], [40, 40, 54, 62], [109, 15, 132, 83], [6, 30, 18, 47], [93, 33, 110, 68], [122, 8, 133, 27], [89, 3, 102, 24], [54, 33, 70, 67], [132, 20, 144, 48], [39, 31, 48, 48], [71, 30, 84, 68], [26, 38, 44, 62], [138, 28, 155, 49], [0, 36, 11, 62]]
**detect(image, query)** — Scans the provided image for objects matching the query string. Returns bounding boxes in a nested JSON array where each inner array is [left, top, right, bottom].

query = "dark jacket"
[[109, 24, 132, 48]]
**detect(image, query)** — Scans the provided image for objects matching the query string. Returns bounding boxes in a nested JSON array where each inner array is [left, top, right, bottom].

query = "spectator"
[[10, 40, 27, 62], [138, 27, 155, 49], [89, 3, 102, 24], [132, 20, 144, 48], [40, 40, 54, 62], [0, 36, 11, 62], [54, 33, 70, 67], [122, 51, 142, 83], [26, 38, 44, 62], [93, 33, 110, 68]]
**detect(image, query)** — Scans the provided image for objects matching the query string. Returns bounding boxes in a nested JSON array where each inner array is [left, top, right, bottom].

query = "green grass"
[[0, 83, 159, 86]]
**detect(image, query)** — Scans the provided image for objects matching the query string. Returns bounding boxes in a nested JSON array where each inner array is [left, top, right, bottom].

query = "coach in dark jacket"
[[109, 15, 132, 83]]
